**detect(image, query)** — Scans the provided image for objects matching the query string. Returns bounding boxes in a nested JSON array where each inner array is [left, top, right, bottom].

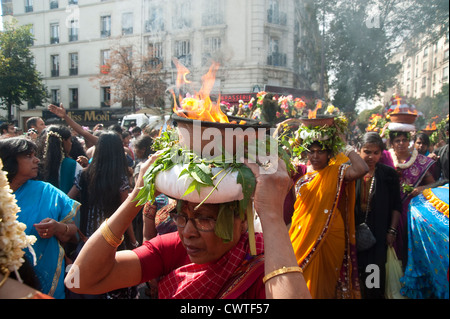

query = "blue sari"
[[14, 180, 81, 299], [400, 184, 449, 299]]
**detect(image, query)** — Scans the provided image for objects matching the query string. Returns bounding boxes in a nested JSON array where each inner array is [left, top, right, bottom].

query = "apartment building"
[[1, 0, 321, 128], [385, 31, 449, 103]]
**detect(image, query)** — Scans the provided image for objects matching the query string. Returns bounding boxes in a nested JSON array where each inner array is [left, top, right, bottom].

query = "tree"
[[323, 1, 400, 117], [315, 0, 449, 118], [0, 20, 48, 121], [91, 45, 167, 113]]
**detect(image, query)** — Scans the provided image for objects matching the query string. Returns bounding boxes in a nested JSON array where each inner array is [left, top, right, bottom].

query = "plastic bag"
[[385, 246, 408, 299]]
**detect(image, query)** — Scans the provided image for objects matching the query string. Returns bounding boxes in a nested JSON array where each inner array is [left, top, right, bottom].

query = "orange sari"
[[289, 153, 360, 299]]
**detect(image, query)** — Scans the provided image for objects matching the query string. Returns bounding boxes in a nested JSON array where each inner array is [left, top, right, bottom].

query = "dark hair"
[[42, 125, 72, 189], [69, 136, 87, 159], [131, 126, 142, 134], [0, 137, 37, 182], [134, 135, 153, 158], [26, 117, 40, 130], [358, 132, 385, 151], [0, 122, 13, 135], [84, 130, 129, 217], [415, 132, 430, 146]]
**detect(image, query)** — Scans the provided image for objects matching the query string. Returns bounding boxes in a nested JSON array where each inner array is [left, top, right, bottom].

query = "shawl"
[[158, 232, 264, 299], [14, 180, 80, 298], [289, 153, 360, 299]]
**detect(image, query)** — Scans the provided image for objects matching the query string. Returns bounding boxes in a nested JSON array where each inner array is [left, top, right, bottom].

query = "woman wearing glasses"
[[65, 153, 311, 299]]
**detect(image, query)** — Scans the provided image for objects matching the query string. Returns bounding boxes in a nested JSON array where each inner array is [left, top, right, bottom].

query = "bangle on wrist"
[[263, 266, 303, 284], [344, 145, 356, 157]]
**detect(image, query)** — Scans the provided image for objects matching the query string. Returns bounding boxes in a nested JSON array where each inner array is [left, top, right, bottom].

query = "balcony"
[[145, 20, 165, 33], [50, 1, 58, 9], [25, 5, 33, 13], [122, 27, 133, 35], [101, 30, 111, 38], [69, 34, 78, 42], [267, 53, 287, 67], [51, 69, 60, 77], [69, 68, 78, 76], [50, 37, 59, 44]]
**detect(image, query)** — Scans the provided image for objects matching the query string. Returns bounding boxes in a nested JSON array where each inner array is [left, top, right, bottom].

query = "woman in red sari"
[[65, 154, 311, 299]]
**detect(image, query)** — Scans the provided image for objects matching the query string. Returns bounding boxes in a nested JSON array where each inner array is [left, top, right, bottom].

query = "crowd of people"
[[0, 103, 448, 300]]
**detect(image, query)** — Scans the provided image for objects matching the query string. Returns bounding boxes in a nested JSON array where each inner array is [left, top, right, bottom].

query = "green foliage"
[[0, 20, 48, 120]]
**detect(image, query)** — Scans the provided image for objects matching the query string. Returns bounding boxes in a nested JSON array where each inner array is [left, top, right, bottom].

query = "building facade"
[[384, 31, 449, 103], [1, 0, 322, 128]]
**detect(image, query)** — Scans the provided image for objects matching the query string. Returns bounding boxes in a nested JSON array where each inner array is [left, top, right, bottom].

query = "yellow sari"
[[289, 153, 360, 299]]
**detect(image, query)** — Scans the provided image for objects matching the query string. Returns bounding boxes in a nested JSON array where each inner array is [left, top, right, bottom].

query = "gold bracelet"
[[100, 218, 124, 248], [263, 266, 303, 284]]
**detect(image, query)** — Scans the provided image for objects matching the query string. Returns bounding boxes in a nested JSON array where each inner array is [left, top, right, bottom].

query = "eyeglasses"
[[169, 213, 216, 232]]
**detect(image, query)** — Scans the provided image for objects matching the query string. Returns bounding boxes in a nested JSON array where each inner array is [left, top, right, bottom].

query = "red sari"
[[134, 232, 265, 299]]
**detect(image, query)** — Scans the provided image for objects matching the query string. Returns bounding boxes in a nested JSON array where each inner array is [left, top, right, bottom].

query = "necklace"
[[389, 148, 418, 169]]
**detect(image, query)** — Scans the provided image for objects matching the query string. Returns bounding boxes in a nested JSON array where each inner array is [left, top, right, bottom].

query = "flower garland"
[[0, 159, 36, 285], [389, 148, 418, 170]]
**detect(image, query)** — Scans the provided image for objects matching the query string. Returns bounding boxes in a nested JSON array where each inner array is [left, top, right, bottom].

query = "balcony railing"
[[69, 68, 78, 76], [25, 5, 33, 13], [101, 30, 111, 38], [69, 34, 78, 42], [51, 69, 60, 77], [267, 53, 287, 67], [50, 37, 59, 44]]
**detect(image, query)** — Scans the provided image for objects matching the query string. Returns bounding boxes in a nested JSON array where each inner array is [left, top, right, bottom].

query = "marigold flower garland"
[[0, 159, 36, 285]]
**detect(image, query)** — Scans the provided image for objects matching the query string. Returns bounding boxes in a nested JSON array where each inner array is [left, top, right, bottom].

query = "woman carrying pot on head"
[[355, 132, 402, 299], [0, 137, 80, 299], [64, 147, 311, 299], [288, 117, 369, 299], [387, 128, 435, 263]]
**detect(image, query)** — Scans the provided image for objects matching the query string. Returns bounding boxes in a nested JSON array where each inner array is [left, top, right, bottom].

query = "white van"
[[121, 114, 150, 129], [121, 113, 171, 130]]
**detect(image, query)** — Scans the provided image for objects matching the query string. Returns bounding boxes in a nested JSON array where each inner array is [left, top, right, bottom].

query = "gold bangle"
[[263, 266, 303, 284], [100, 218, 124, 248]]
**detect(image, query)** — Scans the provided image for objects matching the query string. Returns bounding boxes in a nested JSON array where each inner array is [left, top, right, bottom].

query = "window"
[[68, 0, 78, 4], [100, 50, 110, 73], [50, 0, 58, 9], [202, 0, 223, 26], [101, 87, 111, 107], [172, 1, 192, 29], [69, 20, 78, 41], [51, 89, 60, 105], [144, 5, 164, 32], [423, 46, 428, 57], [51, 55, 60, 77], [421, 76, 426, 88], [69, 53, 78, 76], [25, 0, 33, 12], [423, 61, 427, 72], [444, 49, 449, 61], [443, 67, 449, 82], [267, 0, 287, 25], [122, 12, 133, 35], [175, 40, 191, 66], [101, 15, 111, 38], [147, 42, 163, 68], [69, 88, 78, 109], [267, 37, 286, 67], [203, 36, 222, 65], [50, 23, 59, 44]]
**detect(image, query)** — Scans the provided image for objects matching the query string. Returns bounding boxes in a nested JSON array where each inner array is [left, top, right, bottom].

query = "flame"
[[308, 100, 322, 119], [425, 121, 437, 130], [390, 95, 418, 115], [172, 59, 229, 123]]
